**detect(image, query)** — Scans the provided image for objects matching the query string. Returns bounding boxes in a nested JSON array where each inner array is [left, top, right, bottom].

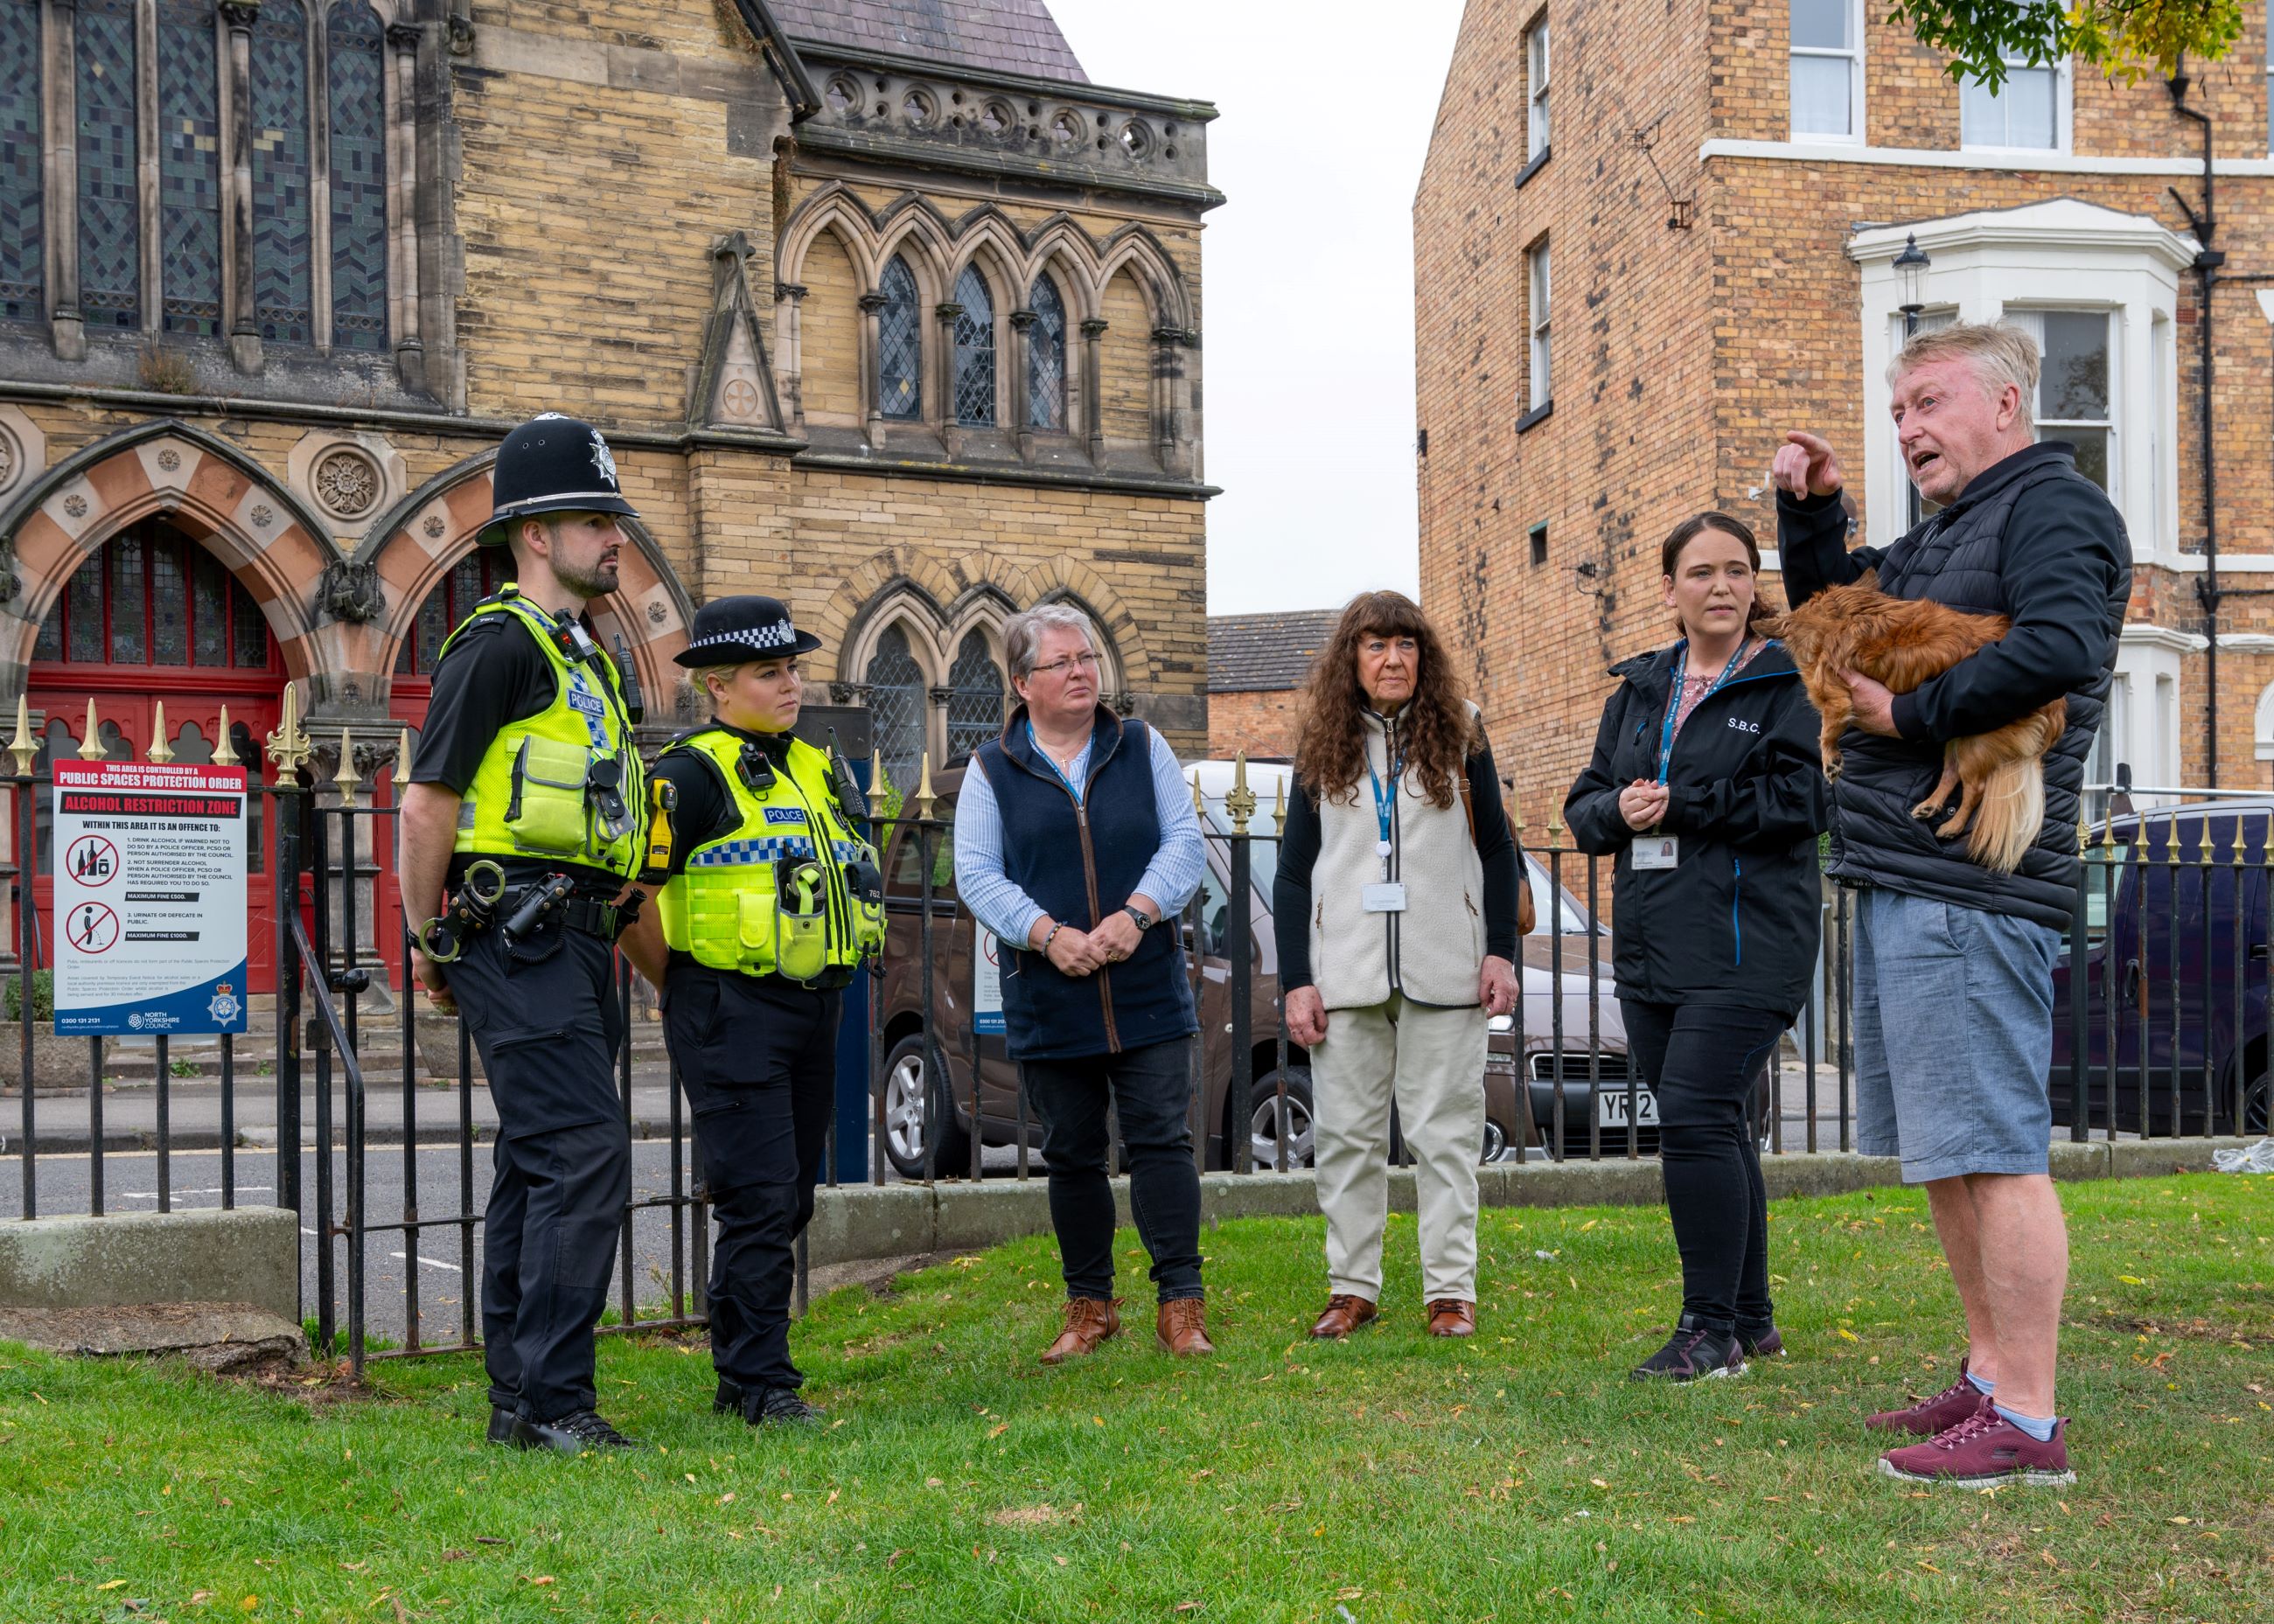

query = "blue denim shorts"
[[1852, 887, 2063, 1183]]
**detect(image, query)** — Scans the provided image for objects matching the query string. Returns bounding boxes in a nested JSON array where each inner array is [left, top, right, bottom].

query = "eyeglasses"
[[1029, 651, 1102, 679]]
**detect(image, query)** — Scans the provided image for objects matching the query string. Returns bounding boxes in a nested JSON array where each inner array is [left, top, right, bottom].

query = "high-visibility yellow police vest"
[[441, 588, 646, 881], [655, 728, 886, 982]]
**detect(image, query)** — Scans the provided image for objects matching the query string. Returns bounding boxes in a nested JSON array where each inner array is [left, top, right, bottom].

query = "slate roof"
[[1208, 611, 1342, 694], [771, 0, 1089, 83]]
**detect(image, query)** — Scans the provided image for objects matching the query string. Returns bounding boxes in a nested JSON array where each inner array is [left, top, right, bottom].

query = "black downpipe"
[[2167, 71, 2221, 784]]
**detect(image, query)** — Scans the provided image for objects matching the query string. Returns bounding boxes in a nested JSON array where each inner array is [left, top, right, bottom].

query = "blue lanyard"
[[1365, 742, 1405, 854], [1027, 721, 1086, 805], [1656, 638, 1748, 784]]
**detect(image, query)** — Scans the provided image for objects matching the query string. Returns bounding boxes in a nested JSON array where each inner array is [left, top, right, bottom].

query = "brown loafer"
[[1426, 1298, 1476, 1337], [1308, 1293, 1379, 1340], [1156, 1297, 1216, 1356], [1040, 1296, 1121, 1365]]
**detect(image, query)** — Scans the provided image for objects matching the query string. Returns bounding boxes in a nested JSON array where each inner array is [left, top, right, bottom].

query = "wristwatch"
[[1124, 904, 1154, 931]]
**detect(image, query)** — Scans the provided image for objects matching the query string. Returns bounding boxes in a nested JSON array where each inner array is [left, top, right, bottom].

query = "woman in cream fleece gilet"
[[1273, 591, 1523, 1341]]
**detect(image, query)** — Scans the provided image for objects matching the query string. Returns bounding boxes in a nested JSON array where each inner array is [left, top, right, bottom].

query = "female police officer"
[[617, 596, 885, 1428], [400, 414, 650, 1453]]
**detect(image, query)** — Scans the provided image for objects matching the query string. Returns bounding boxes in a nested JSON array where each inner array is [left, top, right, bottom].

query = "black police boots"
[[743, 1386, 825, 1426], [507, 1410, 644, 1453], [485, 1404, 522, 1445]]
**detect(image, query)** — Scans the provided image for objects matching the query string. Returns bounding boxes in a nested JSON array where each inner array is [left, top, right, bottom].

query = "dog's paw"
[[1910, 798, 1946, 822]]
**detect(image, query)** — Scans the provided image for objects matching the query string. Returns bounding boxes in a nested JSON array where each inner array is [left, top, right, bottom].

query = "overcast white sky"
[[1047, 0, 1469, 617]]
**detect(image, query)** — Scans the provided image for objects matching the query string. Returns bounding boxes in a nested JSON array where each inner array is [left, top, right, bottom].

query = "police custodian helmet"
[[478, 413, 640, 547], [673, 595, 824, 666]]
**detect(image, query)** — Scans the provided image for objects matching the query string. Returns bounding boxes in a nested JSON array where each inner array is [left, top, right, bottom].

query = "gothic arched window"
[[250, 0, 312, 345], [327, 0, 388, 352], [157, 0, 223, 336], [76, 0, 142, 330], [945, 631, 1005, 763], [876, 255, 922, 422], [1028, 273, 1067, 430], [0, 0, 44, 324], [864, 624, 927, 791], [952, 265, 995, 426]]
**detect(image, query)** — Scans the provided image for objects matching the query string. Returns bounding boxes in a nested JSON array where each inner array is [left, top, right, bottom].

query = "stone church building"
[[0, 0, 1217, 987], [1417, 0, 2274, 826]]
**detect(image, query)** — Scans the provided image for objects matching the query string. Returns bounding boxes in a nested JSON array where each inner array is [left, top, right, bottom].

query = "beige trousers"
[[1311, 994, 1487, 1303]]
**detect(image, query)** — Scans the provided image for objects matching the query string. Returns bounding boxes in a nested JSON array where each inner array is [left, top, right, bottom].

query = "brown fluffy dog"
[[1757, 572, 2066, 874]]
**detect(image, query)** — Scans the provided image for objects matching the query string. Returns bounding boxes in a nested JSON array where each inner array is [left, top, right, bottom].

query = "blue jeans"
[[1853, 887, 2062, 1183]]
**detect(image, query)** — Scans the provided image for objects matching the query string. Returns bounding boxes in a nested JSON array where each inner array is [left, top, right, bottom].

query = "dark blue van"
[[2049, 798, 2271, 1136]]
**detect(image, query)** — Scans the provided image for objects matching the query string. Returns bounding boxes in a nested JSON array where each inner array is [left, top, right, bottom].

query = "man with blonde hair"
[[1773, 320, 2130, 1487]]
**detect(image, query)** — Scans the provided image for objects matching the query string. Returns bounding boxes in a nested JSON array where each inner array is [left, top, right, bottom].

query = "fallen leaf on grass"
[[96, 1580, 128, 1591], [473, 1537, 507, 1546], [438, 1551, 471, 1563], [1174, 1606, 1203, 1614], [2119, 1275, 2146, 1286], [987, 1424, 1008, 1439], [524, 1575, 556, 1586], [1836, 1329, 1859, 1343]]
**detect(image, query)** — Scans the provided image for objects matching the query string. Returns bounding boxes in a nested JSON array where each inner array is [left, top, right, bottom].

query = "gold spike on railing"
[[1510, 780, 1527, 840], [1189, 769, 1205, 820], [213, 705, 239, 767], [869, 750, 885, 815], [146, 700, 175, 764], [1226, 751, 1257, 835], [265, 684, 312, 778], [331, 728, 360, 808], [398, 727, 412, 786], [6, 694, 34, 777], [1271, 775, 1287, 838], [913, 752, 934, 820], [78, 698, 102, 761]]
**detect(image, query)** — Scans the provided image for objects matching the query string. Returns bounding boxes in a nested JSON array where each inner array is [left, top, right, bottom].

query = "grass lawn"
[[3, 1174, 2271, 1623]]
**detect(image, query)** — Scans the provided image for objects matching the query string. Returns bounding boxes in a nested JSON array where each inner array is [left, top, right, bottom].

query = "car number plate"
[[1598, 1086, 1659, 1128]]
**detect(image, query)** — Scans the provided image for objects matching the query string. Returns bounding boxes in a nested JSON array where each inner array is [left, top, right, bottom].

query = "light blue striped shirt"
[[952, 723, 1206, 948]]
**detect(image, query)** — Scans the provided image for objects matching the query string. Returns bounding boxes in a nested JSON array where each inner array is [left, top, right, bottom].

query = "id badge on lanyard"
[[1365, 745, 1406, 910], [1636, 639, 1746, 873]]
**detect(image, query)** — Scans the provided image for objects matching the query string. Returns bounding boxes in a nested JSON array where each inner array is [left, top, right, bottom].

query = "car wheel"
[[2225, 1060, 2271, 1137], [1236, 1067, 1315, 1171], [1480, 1118, 1510, 1165], [877, 1034, 973, 1180]]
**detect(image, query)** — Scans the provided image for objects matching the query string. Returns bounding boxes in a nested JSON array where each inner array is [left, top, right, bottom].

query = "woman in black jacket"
[[1565, 512, 1830, 1382]]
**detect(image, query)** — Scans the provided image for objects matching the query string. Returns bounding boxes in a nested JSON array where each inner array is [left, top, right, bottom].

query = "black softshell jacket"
[[1563, 640, 1831, 1016]]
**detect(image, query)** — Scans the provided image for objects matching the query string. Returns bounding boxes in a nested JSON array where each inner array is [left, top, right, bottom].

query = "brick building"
[[0, 0, 1217, 986], [1416, 0, 2274, 827], [1205, 609, 1336, 758]]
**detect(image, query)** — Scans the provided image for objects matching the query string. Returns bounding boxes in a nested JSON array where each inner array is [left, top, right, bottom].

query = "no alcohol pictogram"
[[67, 901, 120, 954], [65, 834, 119, 885]]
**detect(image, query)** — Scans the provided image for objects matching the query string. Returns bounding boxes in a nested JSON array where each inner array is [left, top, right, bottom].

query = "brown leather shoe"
[[1040, 1297, 1121, 1365], [1308, 1293, 1379, 1340], [1155, 1297, 1216, 1356], [1426, 1299, 1476, 1337]]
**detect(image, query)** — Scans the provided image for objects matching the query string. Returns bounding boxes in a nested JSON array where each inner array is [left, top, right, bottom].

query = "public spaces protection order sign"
[[53, 759, 250, 1036]]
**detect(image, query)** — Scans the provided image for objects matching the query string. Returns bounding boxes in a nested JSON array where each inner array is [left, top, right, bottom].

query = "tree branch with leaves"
[[1891, 0, 2243, 89]]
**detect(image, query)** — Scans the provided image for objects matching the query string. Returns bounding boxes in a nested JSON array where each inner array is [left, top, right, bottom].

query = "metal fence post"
[[10, 697, 37, 1220], [1226, 755, 1256, 1175]]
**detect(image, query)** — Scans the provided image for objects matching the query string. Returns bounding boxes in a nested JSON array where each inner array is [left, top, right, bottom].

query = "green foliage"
[[2, 1178, 2270, 1620], [2, 970, 52, 1023], [1891, 0, 2244, 89]]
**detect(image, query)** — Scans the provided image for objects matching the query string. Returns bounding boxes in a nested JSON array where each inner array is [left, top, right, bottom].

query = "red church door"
[[24, 519, 286, 992]]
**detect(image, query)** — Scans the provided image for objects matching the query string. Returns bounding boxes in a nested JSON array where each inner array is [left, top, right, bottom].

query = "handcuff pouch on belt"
[[419, 859, 506, 965]]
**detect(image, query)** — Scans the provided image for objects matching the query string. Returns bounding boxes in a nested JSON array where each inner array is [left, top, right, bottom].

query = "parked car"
[[2049, 799, 2271, 1136]]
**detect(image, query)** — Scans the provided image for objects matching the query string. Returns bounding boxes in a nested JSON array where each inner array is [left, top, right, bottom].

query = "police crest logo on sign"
[[208, 982, 241, 1024]]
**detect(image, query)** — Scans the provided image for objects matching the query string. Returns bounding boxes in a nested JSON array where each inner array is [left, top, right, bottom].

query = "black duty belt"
[[558, 894, 626, 941]]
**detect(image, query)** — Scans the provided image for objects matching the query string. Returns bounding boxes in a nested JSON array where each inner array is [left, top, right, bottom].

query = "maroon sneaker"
[[1866, 1358, 1989, 1436], [1878, 1397, 2075, 1488]]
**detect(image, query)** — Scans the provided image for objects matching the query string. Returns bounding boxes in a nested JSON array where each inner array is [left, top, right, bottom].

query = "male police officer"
[[617, 596, 886, 1427], [398, 414, 649, 1453]]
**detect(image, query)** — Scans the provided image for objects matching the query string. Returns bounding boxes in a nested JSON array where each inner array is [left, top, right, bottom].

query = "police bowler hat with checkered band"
[[477, 413, 640, 546], [673, 595, 823, 666]]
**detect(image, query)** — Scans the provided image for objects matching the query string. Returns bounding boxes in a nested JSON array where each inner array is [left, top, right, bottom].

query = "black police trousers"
[[446, 919, 630, 1424], [665, 965, 839, 1394]]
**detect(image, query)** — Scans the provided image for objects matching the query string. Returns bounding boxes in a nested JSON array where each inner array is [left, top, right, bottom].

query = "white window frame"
[[1848, 202, 2187, 562], [1527, 240, 1551, 411], [1788, 0, 1864, 143], [1525, 19, 1550, 160], [2001, 305, 2119, 505], [1959, 54, 2071, 155]]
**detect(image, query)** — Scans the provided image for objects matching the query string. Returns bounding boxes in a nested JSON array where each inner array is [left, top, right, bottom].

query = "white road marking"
[[387, 1251, 463, 1273]]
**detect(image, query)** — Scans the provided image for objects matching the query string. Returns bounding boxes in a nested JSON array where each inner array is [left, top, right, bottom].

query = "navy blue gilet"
[[973, 707, 1197, 1062]]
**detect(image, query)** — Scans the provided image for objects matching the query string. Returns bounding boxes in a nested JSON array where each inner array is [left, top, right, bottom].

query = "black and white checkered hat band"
[[686, 619, 799, 654]]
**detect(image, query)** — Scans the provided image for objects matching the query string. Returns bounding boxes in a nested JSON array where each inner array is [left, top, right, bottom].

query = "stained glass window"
[[952, 266, 995, 426], [864, 624, 926, 791], [1028, 273, 1067, 430], [77, 0, 142, 331], [876, 256, 922, 422], [33, 522, 273, 671], [397, 550, 513, 676], [157, 0, 224, 336], [251, 0, 312, 345], [945, 631, 1004, 763], [327, 0, 387, 352], [0, 0, 42, 324]]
